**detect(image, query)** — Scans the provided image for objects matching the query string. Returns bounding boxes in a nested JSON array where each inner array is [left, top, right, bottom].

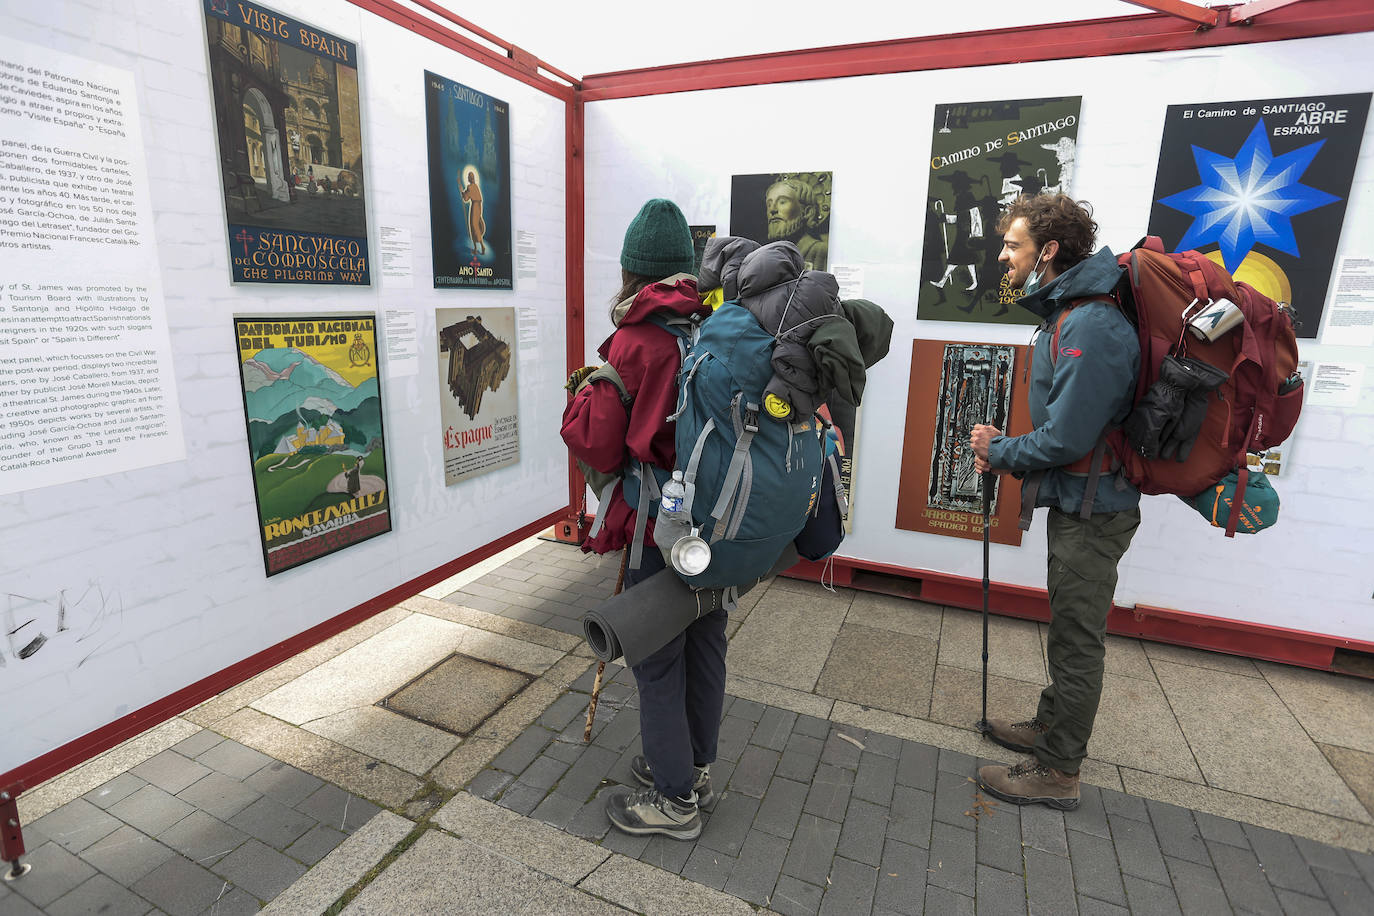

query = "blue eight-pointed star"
[[1157, 120, 1339, 273]]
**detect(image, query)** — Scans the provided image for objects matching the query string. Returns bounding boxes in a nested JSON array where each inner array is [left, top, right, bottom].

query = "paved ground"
[[6, 538, 1373, 914]]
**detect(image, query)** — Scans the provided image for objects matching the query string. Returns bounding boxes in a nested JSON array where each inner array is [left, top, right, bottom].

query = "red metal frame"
[[1122, 0, 1223, 27], [1231, 0, 1313, 23]]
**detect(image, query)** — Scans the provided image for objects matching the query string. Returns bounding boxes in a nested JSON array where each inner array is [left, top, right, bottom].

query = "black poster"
[[1148, 93, 1370, 338]]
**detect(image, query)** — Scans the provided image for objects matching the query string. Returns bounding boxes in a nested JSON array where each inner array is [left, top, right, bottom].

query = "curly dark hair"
[[996, 194, 1098, 274]]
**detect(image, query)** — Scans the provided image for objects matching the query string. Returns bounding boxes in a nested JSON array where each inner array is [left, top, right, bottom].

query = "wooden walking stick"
[[584, 550, 630, 741]]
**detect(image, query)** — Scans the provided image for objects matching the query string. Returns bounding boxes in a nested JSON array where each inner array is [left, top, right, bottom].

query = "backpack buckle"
[[743, 405, 760, 433]]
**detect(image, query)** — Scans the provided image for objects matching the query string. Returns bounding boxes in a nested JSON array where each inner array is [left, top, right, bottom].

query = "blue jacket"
[[988, 248, 1141, 514]]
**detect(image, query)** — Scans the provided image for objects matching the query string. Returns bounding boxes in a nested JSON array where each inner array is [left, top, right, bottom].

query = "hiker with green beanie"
[[560, 199, 718, 840]]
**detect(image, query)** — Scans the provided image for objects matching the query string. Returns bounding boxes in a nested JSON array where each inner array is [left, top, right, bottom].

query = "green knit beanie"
[[620, 199, 694, 278]]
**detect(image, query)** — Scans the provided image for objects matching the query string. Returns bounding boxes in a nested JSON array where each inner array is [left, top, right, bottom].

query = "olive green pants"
[[1033, 506, 1140, 774]]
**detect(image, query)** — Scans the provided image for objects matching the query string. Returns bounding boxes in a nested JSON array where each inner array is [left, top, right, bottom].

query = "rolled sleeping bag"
[[583, 545, 798, 666]]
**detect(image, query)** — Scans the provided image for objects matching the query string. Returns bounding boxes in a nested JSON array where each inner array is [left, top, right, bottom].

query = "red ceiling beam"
[[1231, 0, 1311, 22], [1121, 0, 1222, 27]]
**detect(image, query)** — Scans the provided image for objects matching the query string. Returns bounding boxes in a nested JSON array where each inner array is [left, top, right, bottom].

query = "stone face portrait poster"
[[203, 0, 371, 285], [1147, 93, 1370, 339], [425, 72, 513, 290], [895, 339, 1031, 546], [233, 315, 391, 576], [729, 172, 832, 271], [917, 97, 1081, 325], [436, 307, 519, 485]]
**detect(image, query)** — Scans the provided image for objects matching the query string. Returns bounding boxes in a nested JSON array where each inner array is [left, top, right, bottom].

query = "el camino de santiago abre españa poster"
[[436, 307, 519, 485], [203, 0, 371, 285], [426, 71, 513, 289], [918, 97, 1081, 325], [1148, 93, 1370, 339], [234, 315, 391, 576]]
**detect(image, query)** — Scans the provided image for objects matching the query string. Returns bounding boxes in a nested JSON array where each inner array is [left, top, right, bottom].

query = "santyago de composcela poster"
[[234, 315, 390, 576]]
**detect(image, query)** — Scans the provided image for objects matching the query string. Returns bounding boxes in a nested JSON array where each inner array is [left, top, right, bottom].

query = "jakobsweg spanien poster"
[[1148, 93, 1370, 339]]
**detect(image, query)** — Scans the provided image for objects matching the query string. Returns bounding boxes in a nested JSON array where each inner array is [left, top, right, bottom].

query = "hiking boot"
[[982, 716, 1049, 754], [605, 787, 701, 840], [630, 755, 716, 811], [977, 758, 1079, 810]]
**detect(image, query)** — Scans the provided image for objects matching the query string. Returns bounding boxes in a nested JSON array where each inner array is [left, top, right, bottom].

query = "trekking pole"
[[584, 550, 630, 741], [977, 470, 992, 735]]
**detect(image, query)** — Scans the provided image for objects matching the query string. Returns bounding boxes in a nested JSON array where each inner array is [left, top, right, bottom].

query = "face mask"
[[1022, 248, 1049, 296]]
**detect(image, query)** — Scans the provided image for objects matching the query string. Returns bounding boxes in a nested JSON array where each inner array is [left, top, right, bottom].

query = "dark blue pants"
[[624, 548, 728, 799]]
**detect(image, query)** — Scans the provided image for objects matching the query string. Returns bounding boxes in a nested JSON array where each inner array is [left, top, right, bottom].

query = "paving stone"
[[874, 837, 928, 916], [1073, 782, 1111, 839], [539, 692, 592, 731], [1077, 894, 1130, 915], [751, 707, 798, 752], [803, 763, 854, 823], [489, 725, 556, 774], [1068, 827, 1126, 906], [175, 771, 262, 821], [777, 733, 825, 783], [28, 799, 122, 854], [937, 747, 978, 775], [1207, 840, 1282, 915], [1241, 822, 1324, 896], [934, 767, 977, 827], [897, 740, 938, 792], [129, 751, 212, 795], [109, 785, 195, 836], [243, 761, 324, 807], [1144, 799, 1209, 866], [77, 824, 175, 885], [592, 705, 643, 753], [782, 813, 842, 880], [821, 728, 863, 769], [838, 798, 888, 866], [518, 755, 571, 792], [565, 785, 615, 842], [170, 728, 226, 759], [1294, 836, 1359, 876], [771, 874, 825, 916], [682, 845, 736, 890], [531, 791, 582, 830], [553, 744, 619, 803], [1025, 846, 1077, 916], [700, 793, 761, 857], [1309, 866, 1372, 916], [599, 821, 650, 857], [732, 746, 781, 798], [543, 615, 586, 636], [639, 834, 693, 874], [131, 854, 225, 916], [977, 863, 1028, 916], [887, 785, 935, 850], [756, 777, 810, 839], [977, 801, 1023, 874], [1349, 849, 1374, 888], [156, 810, 248, 867], [81, 773, 145, 810], [723, 828, 789, 906], [865, 731, 904, 760], [717, 715, 757, 762], [45, 872, 153, 916], [924, 884, 975, 916], [468, 768, 514, 801], [1107, 809, 1169, 885], [927, 820, 976, 896], [819, 855, 877, 916], [1099, 787, 1149, 822], [284, 822, 347, 866], [545, 738, 587, 765], [1194, 810, 1249, 848], [6, 842, 97, 908], [795, 714, 831, 739], [1274, 887, 1337, 915], [227, 795, 316, 849], [495, 780, 545, 816], [1122, 875, 1184, 916], [1020, 803, 1068, 857], [731, 698, 766, 722], [211, 837, 307, 901], [1165, 855, 1232, 916], [853, 752, 898, 807], [0, 884, 45, 916], [294, 783, 381, 833]]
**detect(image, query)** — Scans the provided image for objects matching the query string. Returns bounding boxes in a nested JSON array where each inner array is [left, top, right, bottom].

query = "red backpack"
[[1054, 237, 1302, 536]]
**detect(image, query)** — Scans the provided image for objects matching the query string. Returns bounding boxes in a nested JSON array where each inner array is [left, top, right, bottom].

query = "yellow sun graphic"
[[1204, 250, 1292, 309]]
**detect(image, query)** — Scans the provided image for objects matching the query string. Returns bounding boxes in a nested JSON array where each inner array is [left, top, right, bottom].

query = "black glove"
[[1123, 355, 1228, 461]]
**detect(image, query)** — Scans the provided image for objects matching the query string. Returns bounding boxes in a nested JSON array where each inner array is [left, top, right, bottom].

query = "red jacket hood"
[[598, 274, 707, 359]]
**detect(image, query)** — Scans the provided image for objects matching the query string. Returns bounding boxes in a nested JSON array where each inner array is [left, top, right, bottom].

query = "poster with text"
[[1148, 93, 1370, 339], [203, 0, 370, 285], [918, 97, 1081, 325], [234, 315, 390, 576], [729, 172, 831, 271], [426, 72, 512, 289], [895, 339, 1032, 545], [436, 308, 519, 484], [690, 225, 716, 276]]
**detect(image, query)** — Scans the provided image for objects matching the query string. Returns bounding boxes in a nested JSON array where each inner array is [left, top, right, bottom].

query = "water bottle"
[[656, 470, 692, 550]]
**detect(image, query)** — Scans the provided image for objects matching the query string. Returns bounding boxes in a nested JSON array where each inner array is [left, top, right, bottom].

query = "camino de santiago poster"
[[918, 97, 1082, 325], [1147, 93, 1371, 339], [436, 307, 519, 485], [203, 0, 370, 285], [426, 72, 513, 289], [234, 315, 390, 576], [895, 339, 1032, 545]]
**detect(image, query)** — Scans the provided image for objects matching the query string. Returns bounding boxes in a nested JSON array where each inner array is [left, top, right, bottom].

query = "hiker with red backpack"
[[968, 194, 1141, 810]]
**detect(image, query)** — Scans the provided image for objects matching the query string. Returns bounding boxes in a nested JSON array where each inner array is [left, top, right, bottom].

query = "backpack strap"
[[1048, 295, 1123, 518], [708, 399, 761, 543], [579, 364, 632, 406], [626, 460, 662, 570]]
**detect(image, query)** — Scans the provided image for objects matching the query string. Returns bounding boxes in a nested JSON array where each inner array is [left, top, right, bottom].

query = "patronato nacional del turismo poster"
[[1147, 93, 1371, 339], [203, 0, 371, 285], [426, 71, 513, 289], [918, 97, 1081, 325], [234, 315, 391, 576], [436, 307, 519, 485]]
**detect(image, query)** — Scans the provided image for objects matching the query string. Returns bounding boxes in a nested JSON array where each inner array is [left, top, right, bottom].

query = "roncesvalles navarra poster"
[[918, 97, 1082, 325], [203, 0, 371, 285], [1147, 93, 1371, 339], [426, 71, 513, 289], [234, 315, 390, 576], [436, 307, 519, 485]]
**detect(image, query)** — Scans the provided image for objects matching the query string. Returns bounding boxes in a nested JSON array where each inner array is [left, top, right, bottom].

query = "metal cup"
[[669, 528, 712, 577]]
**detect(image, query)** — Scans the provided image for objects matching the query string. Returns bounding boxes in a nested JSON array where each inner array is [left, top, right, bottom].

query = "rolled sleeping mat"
[[582, 545, 798, 667]]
